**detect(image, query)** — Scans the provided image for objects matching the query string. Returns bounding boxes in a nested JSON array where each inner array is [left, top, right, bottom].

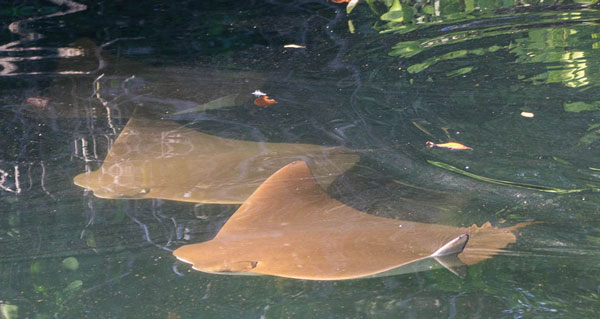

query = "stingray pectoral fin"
[[433, 255, 467, 278], [175, 255, 193, 264], [431, 234, 469, 257]]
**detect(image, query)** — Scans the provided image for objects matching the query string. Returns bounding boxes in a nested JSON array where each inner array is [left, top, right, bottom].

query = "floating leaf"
[[0, 304, 18, 319], [86, 233, 97, 248], [7, 214, 19, 227], [283, 44, 306, 49], [578, 130, 600, 146], [564, 101, 600, 112], [464, 0, 475, 13], [587, 123, 600, 131], [488, 45, 502, 52], [380, 0, 403, 22], [33, 284, 46, 294], [471, 48, 487, 56], [552, 157, 571, 165], [30, 261, 40, 275], [254, 96, 278, 107], [407, 61, 435, 73], [389, 41, 421, 58], [422, 5, 434, 14], [26, 97, 49, 109], [62, 257, 79, 271], [520, 111, 535, 118], [446, 66, 475, 77], [63, 280, 83, 293], [411, 120, 435, 138], [439, 50, 469, 60], [347, 0, 359, 14]]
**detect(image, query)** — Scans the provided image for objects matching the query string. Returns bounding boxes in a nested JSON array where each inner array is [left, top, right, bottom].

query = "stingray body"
[[73, 118, 359, 204], [173, 161, 530, 280]]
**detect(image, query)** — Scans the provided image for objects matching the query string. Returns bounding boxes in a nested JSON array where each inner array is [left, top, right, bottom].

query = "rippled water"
[[1, 1, 600, 318]]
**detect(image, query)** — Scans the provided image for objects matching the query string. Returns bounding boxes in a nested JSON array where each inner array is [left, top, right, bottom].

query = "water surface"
[[1, 0, 600, 318]]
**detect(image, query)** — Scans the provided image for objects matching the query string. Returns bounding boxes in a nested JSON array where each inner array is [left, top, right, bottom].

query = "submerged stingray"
[[73, 117, 359, 204], [174, 161, 532, 280]]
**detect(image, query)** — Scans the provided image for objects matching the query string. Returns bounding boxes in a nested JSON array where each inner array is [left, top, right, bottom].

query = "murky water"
[[1, 1, 600, 318]]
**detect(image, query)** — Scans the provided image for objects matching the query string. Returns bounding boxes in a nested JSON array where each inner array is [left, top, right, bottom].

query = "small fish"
[[426, 141, 473, 151], [283, 44, 306, 49], [252, 90, 266, 97], [254, 96, 278, 107], [331, 0, 350, 3]]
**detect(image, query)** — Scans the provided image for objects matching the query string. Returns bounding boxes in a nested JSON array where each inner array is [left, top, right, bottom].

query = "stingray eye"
[[221, 261, 259, 272]]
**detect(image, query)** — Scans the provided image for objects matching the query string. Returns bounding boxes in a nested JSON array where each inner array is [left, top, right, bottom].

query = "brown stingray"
[[173, 161, 533, 280], [73, 117, 359, 204]]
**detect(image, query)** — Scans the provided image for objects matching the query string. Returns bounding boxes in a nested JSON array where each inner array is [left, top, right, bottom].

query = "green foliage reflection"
[[366, 0, 600, 91]]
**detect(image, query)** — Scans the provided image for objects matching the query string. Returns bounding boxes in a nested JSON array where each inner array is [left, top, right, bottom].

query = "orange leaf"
[[254, 96, 278, 107], [26, 97, 49, 109]]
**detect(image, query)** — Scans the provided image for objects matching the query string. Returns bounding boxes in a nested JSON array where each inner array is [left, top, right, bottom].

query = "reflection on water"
[[1, 0, 600, 318], [384, 3, 600, 87], [74, 117, 359, 204], [0, 0, 87, 76]]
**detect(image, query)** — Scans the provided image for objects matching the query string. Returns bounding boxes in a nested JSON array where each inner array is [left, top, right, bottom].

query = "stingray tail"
[[504, 221, 547, 232]]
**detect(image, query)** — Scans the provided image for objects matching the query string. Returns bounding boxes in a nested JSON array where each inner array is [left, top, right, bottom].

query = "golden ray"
[[173, 161, 533, 280], [73, 118, 359, 204]]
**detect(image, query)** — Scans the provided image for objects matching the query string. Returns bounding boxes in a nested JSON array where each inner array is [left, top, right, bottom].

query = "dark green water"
[[1, 0, 600, 318]]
